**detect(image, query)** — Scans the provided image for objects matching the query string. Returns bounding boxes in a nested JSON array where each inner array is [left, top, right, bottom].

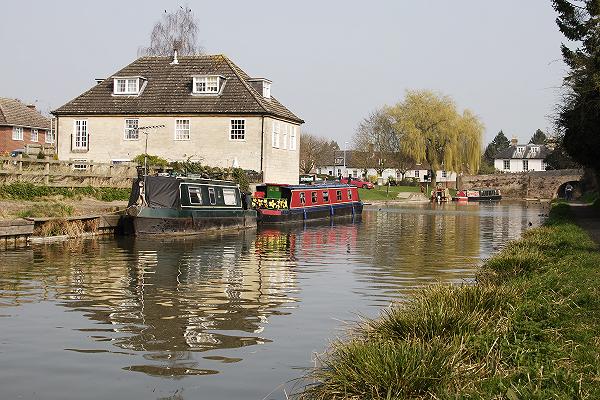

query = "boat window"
[[299, 192, 306, 204], [223, 188, 237, 205], [336, 190, 342, 201], [208, 187, 216, 205], [311, 191, 317, 203], [348, 189, 352, 200], [322, 191, 329, 202], [188, 186, 203, 205]]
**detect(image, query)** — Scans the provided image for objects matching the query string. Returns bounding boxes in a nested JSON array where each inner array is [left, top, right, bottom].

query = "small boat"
[[124, 175, 256, 235], [252, 183, 363, 223], [453, 188, 502, 202], [431, 187, 452, 203]]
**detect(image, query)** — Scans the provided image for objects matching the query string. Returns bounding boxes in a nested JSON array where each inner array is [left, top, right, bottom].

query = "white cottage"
[[493, 142, 549, 172]]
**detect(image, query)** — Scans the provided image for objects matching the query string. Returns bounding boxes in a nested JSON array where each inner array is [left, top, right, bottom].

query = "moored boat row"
[[124, 176, 364, 235]]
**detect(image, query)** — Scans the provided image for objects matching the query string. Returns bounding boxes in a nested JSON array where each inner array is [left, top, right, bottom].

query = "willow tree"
[[387, 90, 483, 187]]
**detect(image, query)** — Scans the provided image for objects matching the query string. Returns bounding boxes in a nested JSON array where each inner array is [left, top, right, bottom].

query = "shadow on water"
[[0, 201, 546, 399]]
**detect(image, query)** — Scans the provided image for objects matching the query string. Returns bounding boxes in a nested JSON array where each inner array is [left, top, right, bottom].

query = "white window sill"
[[124, 138, 140, 141], [174, 138, 191, 141], [229, 138, 246, 142]]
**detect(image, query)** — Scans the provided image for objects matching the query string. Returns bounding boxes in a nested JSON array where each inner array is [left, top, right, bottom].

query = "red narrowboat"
[[252, 183, 363, 223]]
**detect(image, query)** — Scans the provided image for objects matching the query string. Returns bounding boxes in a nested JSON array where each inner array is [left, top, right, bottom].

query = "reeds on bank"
[[298, 204, 600, 399]]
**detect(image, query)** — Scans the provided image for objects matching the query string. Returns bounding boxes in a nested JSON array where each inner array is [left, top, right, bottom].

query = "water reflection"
[[0, 202, 547, 399]]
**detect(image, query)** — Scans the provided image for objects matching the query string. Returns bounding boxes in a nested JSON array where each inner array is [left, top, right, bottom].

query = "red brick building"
[[0, 97, 52, 155]]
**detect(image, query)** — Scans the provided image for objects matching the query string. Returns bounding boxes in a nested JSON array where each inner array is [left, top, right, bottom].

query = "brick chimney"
[[511, 137, 518, 146], [26, 104, 36, 110]]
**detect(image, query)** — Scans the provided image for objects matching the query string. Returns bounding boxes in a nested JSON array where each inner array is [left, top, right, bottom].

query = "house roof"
[[329, 150, 432, 170], [494, 144, 550, 160], [52, 55, 303, 123], [0, 98, 51, 130]]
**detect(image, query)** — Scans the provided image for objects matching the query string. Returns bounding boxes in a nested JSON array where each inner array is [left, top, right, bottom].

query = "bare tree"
[[139, 6, 203, 56], [299, 133, 339, 174]]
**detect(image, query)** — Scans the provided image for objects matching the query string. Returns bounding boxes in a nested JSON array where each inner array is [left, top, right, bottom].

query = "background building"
[[0, 97, 53, 155], [493, 141, 550, 172]]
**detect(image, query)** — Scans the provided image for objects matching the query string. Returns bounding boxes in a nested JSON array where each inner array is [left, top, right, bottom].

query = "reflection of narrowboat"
[[252, 183, 363, 223], [453, 189, 502, 202], [124, 176, 256, 235]]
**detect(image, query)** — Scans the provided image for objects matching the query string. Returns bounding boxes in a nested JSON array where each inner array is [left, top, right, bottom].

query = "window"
[[262, 82, 271, 98], [353, 170, 358, 178], [336, 190, 342, 201], [289, 126, 297, 150], [542, 161, 547, 171], [114, 78, 139, 95], [272, 121, 280, 148], [12, 127, 23, 140], [282, 124, 288, 150], [230, 119, 245, 140], [223, 188, 237, 205], [348, 190, 352, 200], [208, 187, 216, 205], [193, 76, 219, 93], [73, 159, 88, 170], [414, 170, 420, 178], [189, 186, 203, 205], [441, 170, 447, 178], [322, 191, 329, 202], [175, 119, 190, 140], [522, 160, 529, 171], [74, 120, 88, 149], [311, 191, 317, 203], [31, 129, 38, 142], [517, 146, 525, 153], [124, 119, 139, 140], [45, 130, 55, 144], [503, 160, 510, 170], [299, 192, 306, 204]]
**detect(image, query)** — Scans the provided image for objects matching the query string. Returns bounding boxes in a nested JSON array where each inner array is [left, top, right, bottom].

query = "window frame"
[[311, 191, 317, 203], [299, 192, 306, 204], [192, 76, 220, 94], [282, 124, 288, 150], [222, 188, 237, 205], [124, 118, 139, 141], [414, 170, 420, 178], [322, 190, 329, 202], [72, 159, 88, 170], [113, 78, 140, 95], [12, 126, 23, 141], [208, 187, 217, 205], [336, 190, 342, 201], [31, 129, 38, 142], [174, 119, 190, 141], [230, 119, 245, 141], [289, 125, 297, 150], [272, 121, 280, 148], [188, 186, 203, 205], [503, 160, 510, 170], [348, 189, 353, 200], [522, 160, 529, 171], [73, 120, 88, 150], [45, 130, 55, 144]]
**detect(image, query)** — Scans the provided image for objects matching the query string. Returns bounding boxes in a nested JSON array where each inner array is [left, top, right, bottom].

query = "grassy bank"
[[0, 182, 131, 202], [299, 204, 600, 399], [358, 185, 420, 201]]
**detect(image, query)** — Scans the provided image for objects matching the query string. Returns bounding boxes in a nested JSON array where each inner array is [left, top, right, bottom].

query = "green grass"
[[0, 182, 130, 202], [298, 203, 600, 399], [358, 185, 420, 201], [17, 202, 74, 218]]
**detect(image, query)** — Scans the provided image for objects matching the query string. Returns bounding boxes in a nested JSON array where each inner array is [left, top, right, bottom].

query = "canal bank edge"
[[297, 203, 600, 399]]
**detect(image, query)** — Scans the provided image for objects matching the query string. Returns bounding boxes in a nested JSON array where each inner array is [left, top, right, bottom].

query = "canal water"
[[0, 202, 546, 400]]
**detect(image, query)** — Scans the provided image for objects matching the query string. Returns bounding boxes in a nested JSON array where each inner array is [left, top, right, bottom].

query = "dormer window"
[[516, 146, 525, 153], [248, 78, 272, 99], [193, 76, 221, 94], [113, 77, 140, 95], [263, 81, 271, 98]]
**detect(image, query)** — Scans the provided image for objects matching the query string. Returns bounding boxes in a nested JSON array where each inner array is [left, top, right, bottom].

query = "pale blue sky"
[[0, 1, 565, 145]]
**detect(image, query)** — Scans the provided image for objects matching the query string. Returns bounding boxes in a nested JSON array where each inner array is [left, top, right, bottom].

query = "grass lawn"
[[358, 185, 421, 201], [298, 203, 600, 399]]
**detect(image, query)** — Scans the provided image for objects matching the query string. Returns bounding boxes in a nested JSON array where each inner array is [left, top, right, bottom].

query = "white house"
[[493, 143, 549, 172], [316, 150, 457, 185], [52, 53, 303, 184]]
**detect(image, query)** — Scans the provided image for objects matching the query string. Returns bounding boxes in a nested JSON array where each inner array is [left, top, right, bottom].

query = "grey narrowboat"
[[124, 176, 256, 235]]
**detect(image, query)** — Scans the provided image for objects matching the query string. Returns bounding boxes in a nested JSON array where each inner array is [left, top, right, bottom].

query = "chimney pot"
[[170, 48, 179, 65], [511, 137, 518, 146]]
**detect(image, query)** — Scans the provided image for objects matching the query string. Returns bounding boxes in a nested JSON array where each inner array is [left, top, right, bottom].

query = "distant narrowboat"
[[252, 183, 363, 223], [124, 176, 256, 235], [453, 189, 502, 202]]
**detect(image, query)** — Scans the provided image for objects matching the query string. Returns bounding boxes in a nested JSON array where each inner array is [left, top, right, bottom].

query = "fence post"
[[44, 161, 50, 185]]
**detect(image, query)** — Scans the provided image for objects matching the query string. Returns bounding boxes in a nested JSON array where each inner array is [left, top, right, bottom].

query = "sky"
[[0, 1, 567, 145]]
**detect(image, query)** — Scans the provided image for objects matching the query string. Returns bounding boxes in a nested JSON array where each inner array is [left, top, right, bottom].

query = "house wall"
[[56, 115, 300, 184], [316, 165, 457, 184], [494, 158, 545, 172], [0, 126, 50, 154], [262, 117, 300, 184]]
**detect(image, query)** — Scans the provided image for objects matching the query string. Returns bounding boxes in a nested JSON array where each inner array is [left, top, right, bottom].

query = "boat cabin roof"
[[257, 183, 353, 191]]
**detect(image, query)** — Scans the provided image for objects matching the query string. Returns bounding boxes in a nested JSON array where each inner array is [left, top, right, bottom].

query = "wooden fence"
[[0, 156, 137, 188]]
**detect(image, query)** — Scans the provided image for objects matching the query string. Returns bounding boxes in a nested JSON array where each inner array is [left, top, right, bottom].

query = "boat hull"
[[122, 207, 257, 235], [257, 202, 363, 224]]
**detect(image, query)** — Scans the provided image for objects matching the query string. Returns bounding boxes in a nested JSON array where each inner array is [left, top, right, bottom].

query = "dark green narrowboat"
[[124, 176, 256, 235]]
